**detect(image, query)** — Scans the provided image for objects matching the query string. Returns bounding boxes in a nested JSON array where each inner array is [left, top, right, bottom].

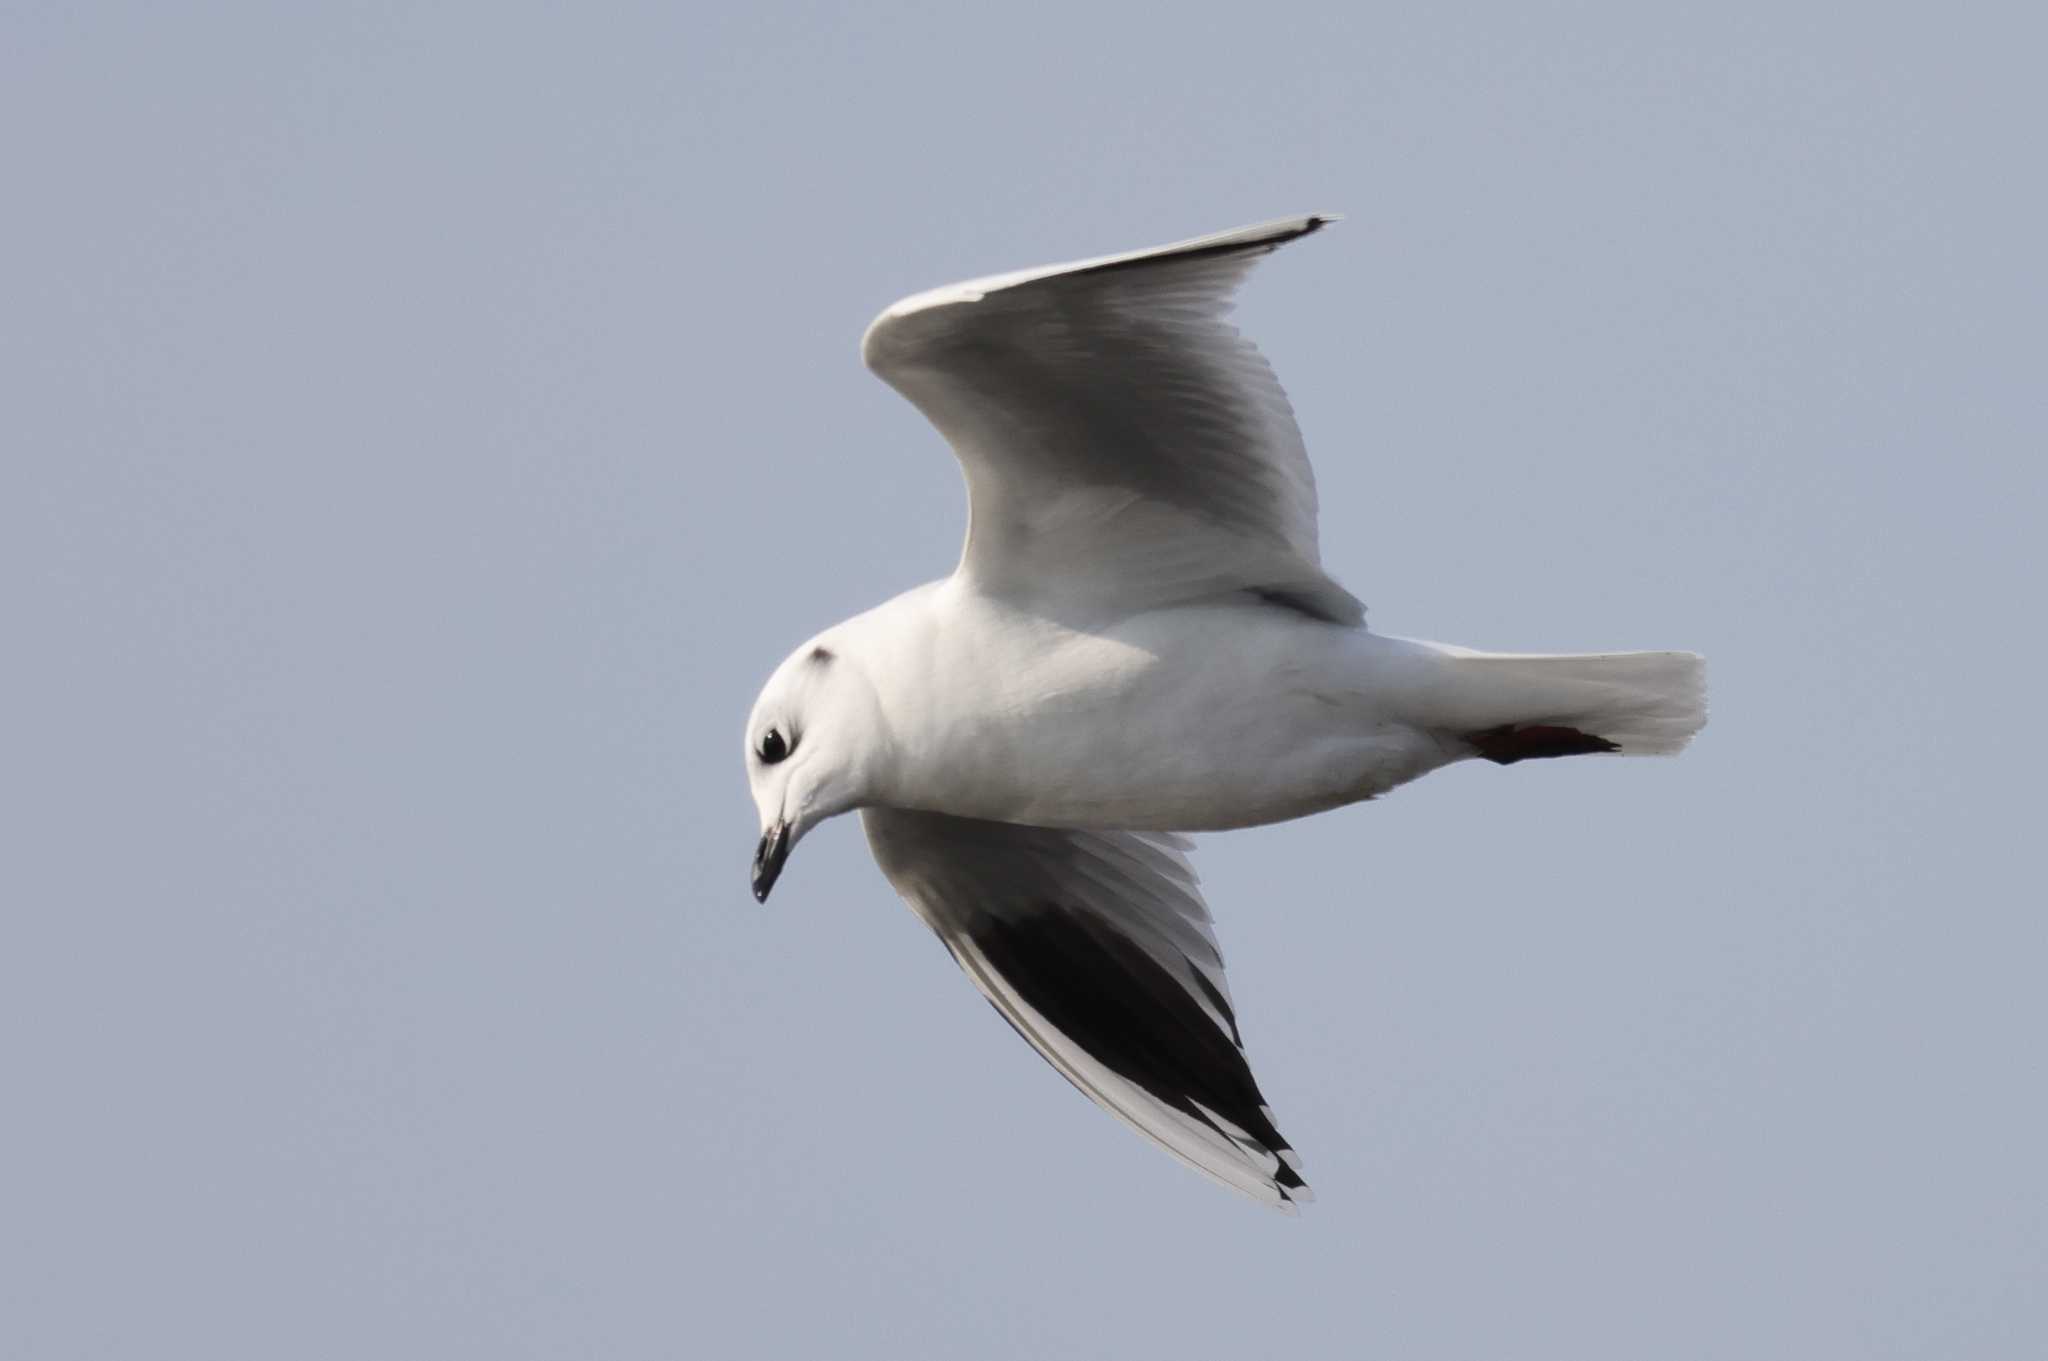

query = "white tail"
[[1419, 647, 1708, 757]]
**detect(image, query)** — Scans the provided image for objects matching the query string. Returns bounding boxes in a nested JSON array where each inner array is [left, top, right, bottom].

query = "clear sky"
[[5, 3, 2043, 1357]]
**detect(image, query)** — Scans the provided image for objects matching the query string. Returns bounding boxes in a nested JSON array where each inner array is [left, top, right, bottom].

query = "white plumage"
[[743, 216, 1706, 1209]]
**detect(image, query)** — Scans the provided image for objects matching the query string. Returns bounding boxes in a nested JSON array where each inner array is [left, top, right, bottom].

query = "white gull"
[[743, 215, 1706, 1209]]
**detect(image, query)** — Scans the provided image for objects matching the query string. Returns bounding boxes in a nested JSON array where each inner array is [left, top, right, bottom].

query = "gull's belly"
[[904, 600, 1452, 832]]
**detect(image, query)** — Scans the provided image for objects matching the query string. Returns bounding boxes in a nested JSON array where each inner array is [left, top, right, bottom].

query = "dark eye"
[[757, 727, 790, 764]]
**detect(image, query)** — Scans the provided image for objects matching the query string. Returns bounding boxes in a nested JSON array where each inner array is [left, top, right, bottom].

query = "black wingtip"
[[1062, 213, 1342, 283], [1272, 212, 1340, 246], [1245, 213, 1339, 251]]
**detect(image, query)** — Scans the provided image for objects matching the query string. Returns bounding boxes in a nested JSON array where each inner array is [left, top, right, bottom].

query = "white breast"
[[865, 584, 1454, 832]]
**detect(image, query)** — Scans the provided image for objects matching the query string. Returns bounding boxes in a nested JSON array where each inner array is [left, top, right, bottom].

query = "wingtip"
[[1271, 1179, 1315, 1213], [1242, 213, 1340, 247], [1228, 212, 1337, 257], [1277, 212, 1341, 242]]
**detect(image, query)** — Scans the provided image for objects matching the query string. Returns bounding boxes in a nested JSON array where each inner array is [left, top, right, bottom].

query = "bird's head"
[[743, 638, 886, 902]]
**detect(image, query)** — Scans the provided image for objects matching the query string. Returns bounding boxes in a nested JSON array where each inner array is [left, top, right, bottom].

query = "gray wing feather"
[[861, 216, 1363, 625]]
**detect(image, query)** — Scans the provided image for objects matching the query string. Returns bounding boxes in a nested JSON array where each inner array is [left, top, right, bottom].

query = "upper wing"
[[862, 807, 1310, 1209], [860, 216, 1363, 625]]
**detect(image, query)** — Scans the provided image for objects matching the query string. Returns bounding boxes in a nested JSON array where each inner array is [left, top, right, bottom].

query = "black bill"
[[751, 820, 792, 902]]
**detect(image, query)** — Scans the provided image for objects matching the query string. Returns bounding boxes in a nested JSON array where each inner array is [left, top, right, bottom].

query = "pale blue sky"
[[5, 3, 2044, 1357]]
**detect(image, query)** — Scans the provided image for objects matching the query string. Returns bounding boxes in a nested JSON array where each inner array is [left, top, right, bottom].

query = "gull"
[[742, 215, 1706, 1209]]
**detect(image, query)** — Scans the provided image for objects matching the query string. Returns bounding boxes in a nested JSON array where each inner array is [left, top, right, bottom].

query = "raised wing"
[[862, 807, 1310, 1209], [860, 216, 1363, 625]]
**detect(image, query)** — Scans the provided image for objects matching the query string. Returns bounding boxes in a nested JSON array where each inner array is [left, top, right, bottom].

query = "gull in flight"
[[743, 215, 1706, 1209]]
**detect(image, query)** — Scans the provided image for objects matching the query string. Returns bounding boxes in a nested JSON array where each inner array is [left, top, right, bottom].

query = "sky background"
[[6, 3, 2044, 1357]]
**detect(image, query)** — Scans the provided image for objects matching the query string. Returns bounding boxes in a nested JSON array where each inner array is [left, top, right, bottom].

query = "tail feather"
[[1423, 648, 1708, 758]]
